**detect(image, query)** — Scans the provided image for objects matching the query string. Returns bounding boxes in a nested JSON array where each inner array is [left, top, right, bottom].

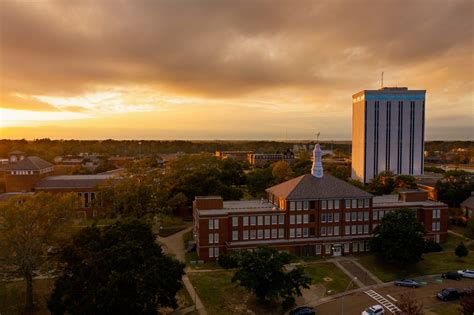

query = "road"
[[312, 276, 474, 315]]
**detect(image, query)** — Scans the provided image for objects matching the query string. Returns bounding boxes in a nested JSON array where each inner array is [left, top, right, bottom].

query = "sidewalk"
[[329, 256, 383, 287]]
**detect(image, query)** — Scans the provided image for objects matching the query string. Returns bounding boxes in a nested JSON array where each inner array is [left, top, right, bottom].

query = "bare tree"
[[397, 293, 423, 315], [460, 293, 474, 315]]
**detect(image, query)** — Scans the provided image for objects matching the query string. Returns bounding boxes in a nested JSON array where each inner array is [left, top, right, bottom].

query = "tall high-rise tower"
[[351, 87, 426, 183]]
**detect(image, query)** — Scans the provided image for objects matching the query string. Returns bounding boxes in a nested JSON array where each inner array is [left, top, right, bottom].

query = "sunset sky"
[[0, 0, 473, 140]]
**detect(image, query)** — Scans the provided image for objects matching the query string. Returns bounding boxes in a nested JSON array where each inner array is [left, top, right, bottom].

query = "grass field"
[[442, 233, 467, 250], [188, 270, 280, 315], [0, 278, 55, 315], [303, 263, 357, 294], [358, 252, 474, 282]]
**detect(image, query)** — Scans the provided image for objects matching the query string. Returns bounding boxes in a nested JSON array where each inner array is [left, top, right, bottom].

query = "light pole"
[[194, 286, 197, 311], [341, 276, 357, 315]]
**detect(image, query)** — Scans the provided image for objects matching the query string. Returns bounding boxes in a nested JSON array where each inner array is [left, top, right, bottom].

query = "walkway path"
[[329, 256, 383, 287], [156, 227, 208, 315]]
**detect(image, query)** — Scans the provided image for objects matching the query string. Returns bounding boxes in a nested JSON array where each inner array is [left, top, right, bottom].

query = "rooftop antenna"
[[316, 132, 320, 142], [381, 71, 384, 89]]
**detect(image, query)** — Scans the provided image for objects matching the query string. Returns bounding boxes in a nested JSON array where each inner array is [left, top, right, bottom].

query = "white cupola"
[[311, 143, 324, 178]]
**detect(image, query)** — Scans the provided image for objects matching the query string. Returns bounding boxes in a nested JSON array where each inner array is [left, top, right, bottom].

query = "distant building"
[[461, 192, 474, 219], [247, 149, 295, 166], [352, 87, 426, 183], [193, 144, 447, 261], [215, 151, 253, 162], [3, 156, 54, 192]]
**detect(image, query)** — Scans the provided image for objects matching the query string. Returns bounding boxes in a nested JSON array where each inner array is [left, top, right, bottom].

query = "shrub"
[[423, 239, 443, 253]]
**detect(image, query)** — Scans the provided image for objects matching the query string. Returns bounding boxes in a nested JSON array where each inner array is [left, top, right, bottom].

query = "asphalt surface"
[[313, 276, 474, 315]]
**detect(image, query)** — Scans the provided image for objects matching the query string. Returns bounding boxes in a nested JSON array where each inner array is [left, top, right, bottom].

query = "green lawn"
[[188, 270, 279, 315], [0, 278, 55, 315], [303, 263, 357, 294], [358, 252, 474, 282], [443, 233, 467, 250]]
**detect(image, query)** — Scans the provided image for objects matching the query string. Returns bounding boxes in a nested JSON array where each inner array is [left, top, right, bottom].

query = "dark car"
[[437, 288, 462, 301], [394, 279, 420, 288], [289, 306, 316, 315], [442, 271, 462, 281]]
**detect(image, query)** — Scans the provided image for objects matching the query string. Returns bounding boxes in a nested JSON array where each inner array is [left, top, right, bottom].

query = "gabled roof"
[[461, 195, 474, 209], [35, 174, 118, 190], [4, 156, 53, 171], [266, 173, 372, 200]]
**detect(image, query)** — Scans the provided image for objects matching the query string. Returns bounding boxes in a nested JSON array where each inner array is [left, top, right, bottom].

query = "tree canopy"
[[0, 192, 79, 310], [370, 208, 426, 267], [455, 241, 469, 259], [368, 171, 417, 195], [48, 219, 185, 315], [219, 246, 311, 309], [435, 170, 474, 207]]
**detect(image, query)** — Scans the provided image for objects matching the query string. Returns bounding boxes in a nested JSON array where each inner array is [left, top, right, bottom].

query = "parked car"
[[442, 271, 462, 280], [289, 306, 316, 315], [394, 279, 420, 288], [437, 288, 464, 301], [458, 269, 474, 279], [361, 304, 384, 315]]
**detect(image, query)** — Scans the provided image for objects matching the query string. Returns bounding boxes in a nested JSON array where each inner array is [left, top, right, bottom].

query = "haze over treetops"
[[0, 0, 472, 140]]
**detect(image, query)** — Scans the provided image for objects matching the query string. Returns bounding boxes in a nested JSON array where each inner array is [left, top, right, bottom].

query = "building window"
[[243, 230, 249, 240], [232, 231, 238, 241], [351, 225, 357, 235], [296, 228, 302, 238], [357, 225, 363, 234], [209, 234, 213, 244], [345, 199, 351, 209], [250, 230, 256, 239], [373, 210, 378, 220], [214, 219, 219, 229], [258, 216, 263, 225], [243, 216, 249, 226], [364, 211, 369, 221], [214, 247, 219, 257], [297, 215, 302, 224], [352, 199, 357, 209], [258, 230, 263, 239], [303, 201, 309, 210], [279, 215, 284, 225], [328, 213, 333, 223], [322, 200, 327, 209], [364, 199, 370, 208], [250, 216, 256, 226], [265, 229, 270, 239], [327, 226, 333, 236], [334, 226, 340, 236], [321, 213, 326, 223], [435, 234, 440, 243], [351, 212, 357, 221], [315, 245, 321, 255], [279, 228, 284, 238], [432, 222, 440, 231], [272, 215, 277, 225], [290, 215, 295, 224], [272, 229, 277, 239], [358, 199, 363, 208], [357, 212, 363, 221], [433, 209, 441, 219], [209, 248, 214, 258], [303, 228, 309, 237], [296, 201, 302, 211], [289, 228, 295, 238], [321, 226, 326, 236], [265, 216, 270, 225], [363, 224, 369, 234], [344, 243, 350, 253], [232, 217, 238, 227], [209, 219, 219, 230], [334, 213, 340, 222], [335, 200, 340, 209], [345, 212, 350, 222], [290, 202, 296, 211], [352, 242, 359, 252], [328, 200, 333, 210], [345, 225, 350, 235], [303, 214, 309, 224]]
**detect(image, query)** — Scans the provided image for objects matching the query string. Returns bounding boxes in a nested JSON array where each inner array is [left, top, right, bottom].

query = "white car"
[[458, 269, 474, 278], [362, 305, 384, 315]]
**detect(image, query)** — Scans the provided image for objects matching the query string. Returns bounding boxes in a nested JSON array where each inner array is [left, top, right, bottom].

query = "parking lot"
[[312, 276, 474, 315]]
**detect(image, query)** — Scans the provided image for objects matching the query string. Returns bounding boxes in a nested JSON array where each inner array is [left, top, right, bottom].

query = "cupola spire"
[[311, 143, 324, 178]]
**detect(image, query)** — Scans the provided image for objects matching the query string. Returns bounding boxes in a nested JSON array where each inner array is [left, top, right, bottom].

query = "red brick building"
[[3, 156, 54, 192], [193, 145, 448, 261]]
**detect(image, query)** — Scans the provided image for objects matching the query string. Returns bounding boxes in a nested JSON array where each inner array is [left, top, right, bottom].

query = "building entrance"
[[332, 245, 342, 257]]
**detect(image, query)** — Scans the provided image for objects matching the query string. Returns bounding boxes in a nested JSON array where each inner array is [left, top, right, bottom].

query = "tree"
[[394, 175, 417, 190], [368, 171, 396, 195], [0, 192, 79, 311], [370, 209, 425, 267], [222, 246, 311, 309], [435, 170, 474, 207], [247, 167, 275, 197], [455, 241, 469, 259], [272, 161, 294, 183], [48, 219, 185, 315], [397, 293, 423, 315]]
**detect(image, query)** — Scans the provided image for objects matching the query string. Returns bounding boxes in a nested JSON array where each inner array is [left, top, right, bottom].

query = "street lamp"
[[341, 276, 357, 315]]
